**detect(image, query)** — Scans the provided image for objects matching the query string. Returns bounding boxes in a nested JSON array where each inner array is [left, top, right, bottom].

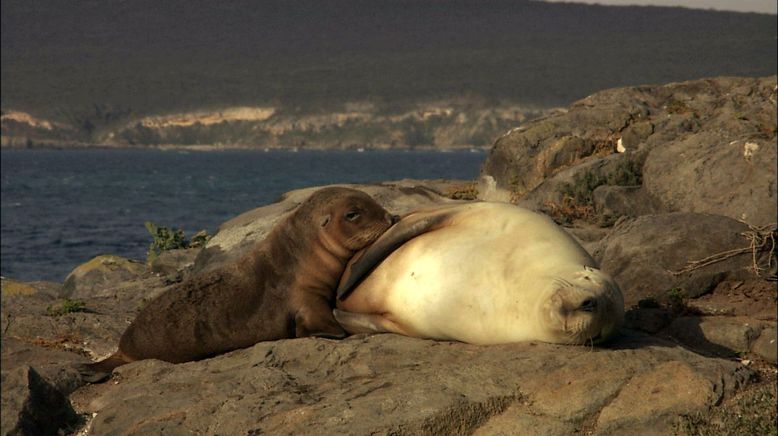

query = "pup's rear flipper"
[[77, 353, 131, 383]]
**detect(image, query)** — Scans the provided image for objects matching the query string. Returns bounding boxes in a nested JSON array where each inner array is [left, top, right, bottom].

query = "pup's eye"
[[345, 211, 361, 221]]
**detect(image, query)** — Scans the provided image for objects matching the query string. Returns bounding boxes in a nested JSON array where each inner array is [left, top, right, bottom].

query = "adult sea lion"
[[81, 187, 395, 382], [335, 202, 624, 345]]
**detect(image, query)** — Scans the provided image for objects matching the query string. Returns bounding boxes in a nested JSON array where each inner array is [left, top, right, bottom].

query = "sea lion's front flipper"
[[337, 206, 459, 300], [333, 309, 407, 335], [295, 300, 348, 339]]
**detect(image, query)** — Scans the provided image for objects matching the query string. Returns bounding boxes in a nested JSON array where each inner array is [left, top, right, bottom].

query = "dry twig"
[[671, 223, 777, 280]]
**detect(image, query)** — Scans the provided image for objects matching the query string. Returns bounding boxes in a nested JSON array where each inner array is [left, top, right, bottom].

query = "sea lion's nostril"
[[579, 298, 597, 312]]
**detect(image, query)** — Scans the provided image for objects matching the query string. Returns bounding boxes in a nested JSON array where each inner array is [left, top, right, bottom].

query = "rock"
[[563, 224, 612, 255], [667, 316, 763, 357], [624, 308, 674, 334], [676, 382, 777, 435], [63, 255, 147, 298], [591, 185, 658, 222], [1, 278, 36, 297], [512, 152, 657, 226], [149, 248, 200, 277], [473, 404, 578, 436], [751, 327, 777, 363], [1, 337, 88, 395], [0, 366, 81, 435], [1, 277, 62, 299], [643, 134, 777, 226], [68, 331, 752, 435], [2, 275, 175, 363], [593, 213, 769, 307], [516, 154, 624, 211], [687, 279, 777, 321], [483, 103, 645, 199], [595, 361, 722, 434], [483, 75, 777, 226]]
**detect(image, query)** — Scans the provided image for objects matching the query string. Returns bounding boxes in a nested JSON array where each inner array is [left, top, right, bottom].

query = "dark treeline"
[[2, 0, 776, 118]]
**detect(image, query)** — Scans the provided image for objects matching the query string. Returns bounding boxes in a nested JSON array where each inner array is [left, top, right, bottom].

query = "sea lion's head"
[[540, 266, 624, 345], [300, 187, 396, 256]]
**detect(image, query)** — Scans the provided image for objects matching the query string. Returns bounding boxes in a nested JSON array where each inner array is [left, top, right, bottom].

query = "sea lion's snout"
[[543, 276, 624, 345], [389, 214, 401, 225]]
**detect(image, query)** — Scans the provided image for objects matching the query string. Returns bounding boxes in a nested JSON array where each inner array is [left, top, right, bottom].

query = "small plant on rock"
[[47, 299, 88, 316], [446, 182, 479, 200], [665, 98, 692, 114], [545, 159, 643, 225], [145, 222, 211, 263], [664, 287, 701, 316]]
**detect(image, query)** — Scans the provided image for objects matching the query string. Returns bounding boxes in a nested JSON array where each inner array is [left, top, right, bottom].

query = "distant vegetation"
[[2, 0, 775, 121], [1, 0, 775, 148]]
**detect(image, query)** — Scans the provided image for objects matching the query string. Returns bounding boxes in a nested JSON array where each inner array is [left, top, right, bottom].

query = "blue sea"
[[1, 148, 485, 282]]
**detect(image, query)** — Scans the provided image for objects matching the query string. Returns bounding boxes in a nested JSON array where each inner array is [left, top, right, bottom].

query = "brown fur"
[[80, 187, 394, 381]]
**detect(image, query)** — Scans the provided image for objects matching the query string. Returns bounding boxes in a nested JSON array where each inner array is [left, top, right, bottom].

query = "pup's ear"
[[320, 214, 331, 227]]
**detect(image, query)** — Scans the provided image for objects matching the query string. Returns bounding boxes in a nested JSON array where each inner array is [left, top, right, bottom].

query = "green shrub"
[[145, 222, 210, 262], [545, 158, 643, 225], [47, 299, 87, 316], [560, 159, 643, 207]]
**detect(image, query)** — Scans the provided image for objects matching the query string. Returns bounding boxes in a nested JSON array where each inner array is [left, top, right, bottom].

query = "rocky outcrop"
[[482, 75, 777, 226], [593, 213, 771, 306], [1, 76, 776, 435], [62, 255, 147, 299]]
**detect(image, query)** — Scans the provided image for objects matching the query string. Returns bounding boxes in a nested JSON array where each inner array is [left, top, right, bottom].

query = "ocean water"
[[1, 148, 485, 282]]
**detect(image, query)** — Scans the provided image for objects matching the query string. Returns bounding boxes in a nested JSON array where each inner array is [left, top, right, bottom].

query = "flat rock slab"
[[71, 331, 752, 435]]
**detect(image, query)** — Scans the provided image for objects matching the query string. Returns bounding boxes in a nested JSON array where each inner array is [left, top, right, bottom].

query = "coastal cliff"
[[1, 100, 549, 150]]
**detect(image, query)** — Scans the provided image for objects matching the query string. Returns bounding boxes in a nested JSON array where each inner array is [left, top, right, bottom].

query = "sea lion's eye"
[[345, 211, 361, 222]]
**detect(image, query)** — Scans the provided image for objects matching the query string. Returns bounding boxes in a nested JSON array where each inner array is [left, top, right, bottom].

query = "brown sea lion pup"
[[79, 187, 396, 382]]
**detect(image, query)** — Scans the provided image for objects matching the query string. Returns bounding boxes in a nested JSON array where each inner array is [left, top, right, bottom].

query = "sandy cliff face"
[[136, 107, 277, 128], [1, 101, 551, 149]]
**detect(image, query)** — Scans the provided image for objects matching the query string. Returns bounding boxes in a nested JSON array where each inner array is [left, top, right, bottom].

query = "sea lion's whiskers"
[[553, 277, 574, 289]]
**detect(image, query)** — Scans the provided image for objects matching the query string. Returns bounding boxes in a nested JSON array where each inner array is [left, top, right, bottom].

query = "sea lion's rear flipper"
[[77, 353, 131, 384], [333, 309, 408, 335], [336, 206, 459, 300]]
